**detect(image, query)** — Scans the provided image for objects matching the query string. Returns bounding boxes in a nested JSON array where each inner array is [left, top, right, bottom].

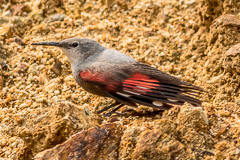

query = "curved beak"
[[31, 41, 61, 47]]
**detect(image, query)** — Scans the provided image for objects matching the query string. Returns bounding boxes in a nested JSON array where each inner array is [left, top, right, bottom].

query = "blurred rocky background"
[[0, 0, 239, 159]]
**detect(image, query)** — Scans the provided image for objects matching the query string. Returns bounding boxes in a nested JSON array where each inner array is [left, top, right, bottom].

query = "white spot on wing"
[[124, 90, 140, 95], [153, 101, 163, 106], [167, 98, 178, 102], [117, 92, 131, 97], [137, 86, 149, 90]]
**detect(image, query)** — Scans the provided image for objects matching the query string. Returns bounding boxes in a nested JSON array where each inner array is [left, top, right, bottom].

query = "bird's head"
[[32, 38, 105, 65]]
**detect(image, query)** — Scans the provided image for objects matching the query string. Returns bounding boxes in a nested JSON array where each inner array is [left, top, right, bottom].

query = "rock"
[[101, 0, 116, 7], [214, 14, 240, 27], [14, 37, 25, 46], [208, 14, 240, 48], [131, 119, 193, 160], [177, 103, 209, 131], [133, 132, 187, 160], [199, 0, 223, 27], [237, 99, 240, 106], [19, 62, 29, 72], [19, 102, 100, 159], [39, 72, 49, 84], [223, 43, 240, 74], [0, 16, 9, 25], [50, 14, 66, 22], [223, 0, 240, 14], [225, 43, 240, 56], [51, 58, 62, 75], [0, 25, 13, 38], [120, 111, 211, 160], [3, 10, 12, 17], [34, 123, 123, 160], [203, 14, 240, 102], [119, 126, 143, 159], [38, 0, 63, 15], [1, 62, 8, 70], [206, 72, 224, 84], [12, 4, 32, 16], [117, 0, 128, 10], [175, 104, 214, 158], [215, 141, 228, 151]]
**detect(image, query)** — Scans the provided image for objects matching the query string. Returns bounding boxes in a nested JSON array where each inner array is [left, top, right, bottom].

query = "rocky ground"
[[0, 0, 239, 159]]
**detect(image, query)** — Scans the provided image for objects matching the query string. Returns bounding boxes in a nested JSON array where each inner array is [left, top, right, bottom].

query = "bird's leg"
[[111, 104, 124, 112], [104, 104, 124, 116], [97, 101, 120, 114]]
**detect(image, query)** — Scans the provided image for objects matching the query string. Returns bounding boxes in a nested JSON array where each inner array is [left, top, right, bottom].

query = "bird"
[[32, 38, 203, 115]]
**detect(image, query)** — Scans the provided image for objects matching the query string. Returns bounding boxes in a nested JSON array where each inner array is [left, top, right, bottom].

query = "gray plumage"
[[32, 37, 203, 115]]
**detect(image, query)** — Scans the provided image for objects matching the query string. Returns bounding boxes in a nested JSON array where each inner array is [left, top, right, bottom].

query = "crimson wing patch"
[[80, 70, 121, 92]]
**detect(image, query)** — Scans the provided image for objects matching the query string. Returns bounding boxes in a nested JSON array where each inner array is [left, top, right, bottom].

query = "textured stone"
[[120, 104, 212, 160], [177, 103, 209, 131], [20, 102, 100, 159], [225, 43, 240, 56], [34, 123, 123, 160], [131, 119, 189, 160]]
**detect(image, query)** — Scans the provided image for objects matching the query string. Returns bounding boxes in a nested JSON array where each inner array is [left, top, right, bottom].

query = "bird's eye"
[[72, 41, 79, 47]]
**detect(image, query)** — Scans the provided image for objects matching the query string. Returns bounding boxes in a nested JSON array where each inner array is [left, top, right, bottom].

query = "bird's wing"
[[80, 62, 203, 110]]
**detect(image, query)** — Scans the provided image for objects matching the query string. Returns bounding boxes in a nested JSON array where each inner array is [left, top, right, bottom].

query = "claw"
[[97, 102, 120, 114], [104, 111, 121, 117], [97, 102, 124, 115]]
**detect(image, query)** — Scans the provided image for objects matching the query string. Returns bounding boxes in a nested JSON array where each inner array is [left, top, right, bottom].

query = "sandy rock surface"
[[34, 123, 123, 160], [0, 0, 239, 159]]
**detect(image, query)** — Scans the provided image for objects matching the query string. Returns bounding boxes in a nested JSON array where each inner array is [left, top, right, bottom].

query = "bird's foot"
[[97, 102, 120, 114], [97, 103, 124, 116]]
